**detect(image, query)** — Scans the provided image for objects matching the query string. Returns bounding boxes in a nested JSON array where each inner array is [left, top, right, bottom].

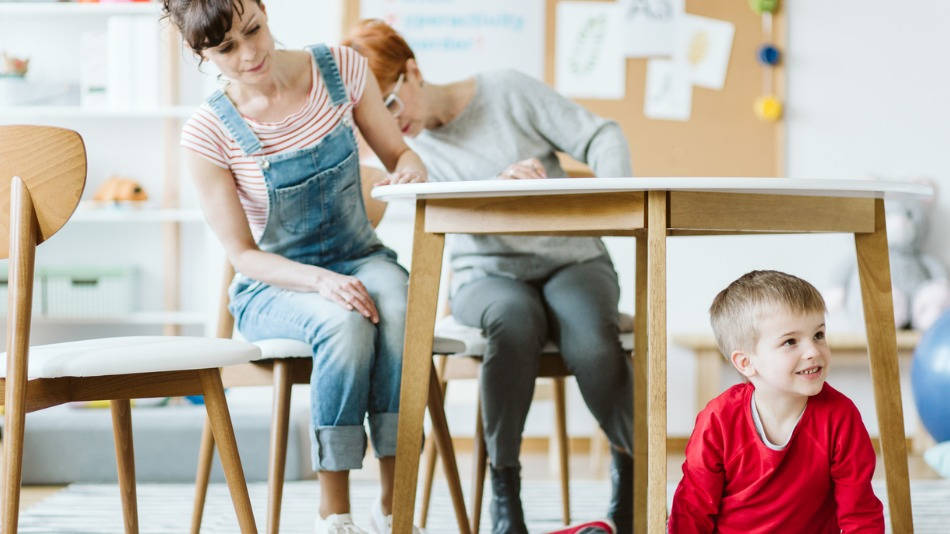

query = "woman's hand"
[[376, 168, 427, 186], [498, 158, 547, 180], [314, 269, 379, 323]]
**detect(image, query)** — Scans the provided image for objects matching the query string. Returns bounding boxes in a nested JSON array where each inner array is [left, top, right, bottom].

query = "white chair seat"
[[435, 315, 634, 357], [249, 335, 467, 361], [0, 336, 261, 380]]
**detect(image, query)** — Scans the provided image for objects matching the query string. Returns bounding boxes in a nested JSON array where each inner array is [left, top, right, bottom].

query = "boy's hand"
[[498, 157, 548, 180]]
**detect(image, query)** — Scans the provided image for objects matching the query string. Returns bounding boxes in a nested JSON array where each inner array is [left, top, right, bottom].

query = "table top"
[[372, 177, 933, 201]]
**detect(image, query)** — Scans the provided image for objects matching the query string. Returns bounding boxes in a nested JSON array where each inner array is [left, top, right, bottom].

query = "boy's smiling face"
[[733, 305, 830, 400]]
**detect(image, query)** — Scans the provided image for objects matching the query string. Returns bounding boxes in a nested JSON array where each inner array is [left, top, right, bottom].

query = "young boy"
[[669, 270, 884, 533]]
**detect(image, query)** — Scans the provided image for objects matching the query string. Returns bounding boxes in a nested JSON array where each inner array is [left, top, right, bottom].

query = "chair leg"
[[2, 382, 27, 534], [471, 388, 487, 534], [427, 365, 471, 534], [418, 435, 438, 528], [198, 369, 258, 534], [111, 400, 139, 534], [419, 356, 448, 528], [266, 360, 292, 534], [191, 416, 215, 534], [552, 377, 571, 525]]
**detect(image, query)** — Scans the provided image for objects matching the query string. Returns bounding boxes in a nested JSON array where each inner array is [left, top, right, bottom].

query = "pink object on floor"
[[545, 519, 615, 534]]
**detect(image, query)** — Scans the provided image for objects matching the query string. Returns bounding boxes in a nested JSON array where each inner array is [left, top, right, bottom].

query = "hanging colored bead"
[[748, 0, 780, 15], [757, 44, 781, 66], [754, 95, 783, 121]]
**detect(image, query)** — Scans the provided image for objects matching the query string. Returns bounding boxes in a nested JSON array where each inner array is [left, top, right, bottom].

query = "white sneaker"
[[314, 513, 368, 534], [369, 499, 425, 534]]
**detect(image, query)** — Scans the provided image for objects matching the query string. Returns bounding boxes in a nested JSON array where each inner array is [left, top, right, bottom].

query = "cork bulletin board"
[[343, 0, 786, 177]]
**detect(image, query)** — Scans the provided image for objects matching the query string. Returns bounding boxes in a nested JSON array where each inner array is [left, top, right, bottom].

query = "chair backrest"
[[1, 125, 86, 390], [0, 126, 86, 259], [213, 164, 388, 338]]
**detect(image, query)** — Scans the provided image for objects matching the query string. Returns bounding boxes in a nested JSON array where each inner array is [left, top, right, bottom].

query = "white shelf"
[[72, 207, 205, 223], [0, 106, 195, 119], [24, 311, 207, 326], [0, 2, 161, 16]]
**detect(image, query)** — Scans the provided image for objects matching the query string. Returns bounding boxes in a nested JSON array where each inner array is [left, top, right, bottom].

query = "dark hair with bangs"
[[162, 0, 261, 55]]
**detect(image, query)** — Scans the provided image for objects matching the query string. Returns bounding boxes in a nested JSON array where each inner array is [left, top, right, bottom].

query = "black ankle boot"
[[608, 448, 633, 534], [489, 465, 528, 534]]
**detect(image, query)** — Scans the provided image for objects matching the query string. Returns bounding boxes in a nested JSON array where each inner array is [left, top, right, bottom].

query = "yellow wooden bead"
[[754, 95, 783, 121]]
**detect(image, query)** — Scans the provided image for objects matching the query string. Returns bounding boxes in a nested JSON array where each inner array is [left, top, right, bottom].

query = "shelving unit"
[[0, 106, 195, 119], [0, 1, 207, 339], [30, 311, 207, 326], [72, 206, 204, 223], [0, 2, 160, 16]]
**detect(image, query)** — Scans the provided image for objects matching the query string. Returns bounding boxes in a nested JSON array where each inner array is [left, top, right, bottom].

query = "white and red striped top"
[[181, 46, 367, 238]]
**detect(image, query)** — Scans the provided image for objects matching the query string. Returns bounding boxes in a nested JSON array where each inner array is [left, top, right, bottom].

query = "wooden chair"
[[190, 168, 475, 534], [419, 314, 634, 533], [0, 125, 260, 533]]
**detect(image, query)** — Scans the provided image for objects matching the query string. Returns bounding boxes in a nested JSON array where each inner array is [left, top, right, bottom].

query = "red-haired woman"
[[346, 19, 635, 534]]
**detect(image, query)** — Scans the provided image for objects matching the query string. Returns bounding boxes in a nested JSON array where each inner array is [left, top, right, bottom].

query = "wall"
[[344, 0, 950, 438], [7, 0, 944, 441]]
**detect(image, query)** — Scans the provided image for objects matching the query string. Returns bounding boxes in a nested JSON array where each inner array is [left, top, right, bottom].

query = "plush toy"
[[828, 183, 950, 331], [0, 52, 29, 77], [92, 175, 148, 203]]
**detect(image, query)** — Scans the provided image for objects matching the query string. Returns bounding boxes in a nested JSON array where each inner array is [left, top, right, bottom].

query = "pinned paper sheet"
[[619, 0, 684, 57], [675, 14, 735, 90], [644, 59, 691, 121], [555, 1, 626, 100], [359, 0, 545, 83]]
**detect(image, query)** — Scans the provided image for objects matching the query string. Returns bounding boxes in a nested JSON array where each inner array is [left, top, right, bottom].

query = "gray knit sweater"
[[407, 69, 634, 292]]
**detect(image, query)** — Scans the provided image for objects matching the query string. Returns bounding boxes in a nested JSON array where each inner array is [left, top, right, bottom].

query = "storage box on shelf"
[[44, 266, 138, 318], [0, 265, 139, 319]]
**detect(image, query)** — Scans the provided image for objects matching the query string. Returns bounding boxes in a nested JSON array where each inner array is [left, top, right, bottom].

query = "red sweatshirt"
[[669, 383, 883, 534]]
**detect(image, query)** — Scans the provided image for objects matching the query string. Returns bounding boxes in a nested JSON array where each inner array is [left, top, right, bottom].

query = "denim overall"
[[207, 44, 408, 471]]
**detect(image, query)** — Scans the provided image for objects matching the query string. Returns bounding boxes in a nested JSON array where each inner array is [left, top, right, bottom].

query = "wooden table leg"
[[646, 191, 668, 534], [855, 198, 913, 533], [633, 234, 648, 534], [392, 200, 445, 534]]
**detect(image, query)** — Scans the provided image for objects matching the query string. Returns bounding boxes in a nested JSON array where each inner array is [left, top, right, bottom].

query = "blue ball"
[[757, 44, 781, 66], [912, 311, 950, 442]]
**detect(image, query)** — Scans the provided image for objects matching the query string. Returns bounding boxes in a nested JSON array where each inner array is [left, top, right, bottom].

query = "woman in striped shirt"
[[164, 1, 426, 532]]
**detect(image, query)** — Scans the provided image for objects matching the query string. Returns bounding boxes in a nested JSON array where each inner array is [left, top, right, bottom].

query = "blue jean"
[[232, 252, 408, 471]]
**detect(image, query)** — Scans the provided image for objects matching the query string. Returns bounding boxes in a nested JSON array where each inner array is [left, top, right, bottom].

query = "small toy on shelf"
[[92, 175, 149, 205], [0, 52, 29, 78]]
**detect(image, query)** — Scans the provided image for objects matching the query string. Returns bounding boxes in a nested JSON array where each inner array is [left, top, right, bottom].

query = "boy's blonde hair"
[[709, 270, 826, 357]]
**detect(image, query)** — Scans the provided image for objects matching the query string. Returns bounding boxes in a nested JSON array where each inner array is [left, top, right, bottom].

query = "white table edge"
[[372, 177, 932, 201]]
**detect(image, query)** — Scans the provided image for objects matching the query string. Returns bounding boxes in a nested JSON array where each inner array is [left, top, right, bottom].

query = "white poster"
[[555, 1, 626, 100], [619, 0, 684, 57], [643, 59, 691, 121], [675, 14, 735, 90], [359, 0, 545, 83]]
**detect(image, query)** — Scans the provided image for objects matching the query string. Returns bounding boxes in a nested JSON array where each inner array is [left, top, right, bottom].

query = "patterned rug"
[[18, 479, 950, 533]]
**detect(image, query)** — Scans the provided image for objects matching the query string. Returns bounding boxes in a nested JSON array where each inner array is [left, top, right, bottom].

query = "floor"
[[16, 445, 940, 516]]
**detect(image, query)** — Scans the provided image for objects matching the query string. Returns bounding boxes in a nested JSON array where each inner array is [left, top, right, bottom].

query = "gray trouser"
[[451, 256, 633, 468]]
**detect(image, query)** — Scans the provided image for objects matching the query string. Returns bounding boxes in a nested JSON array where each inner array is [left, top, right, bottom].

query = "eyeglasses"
[[383, 73, 404, 118]]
